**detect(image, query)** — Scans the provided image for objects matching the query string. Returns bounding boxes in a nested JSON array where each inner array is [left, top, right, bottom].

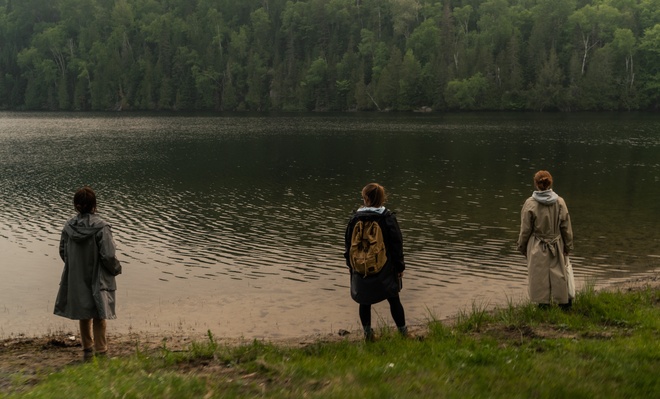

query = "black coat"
[[344, 208, 405, 304]]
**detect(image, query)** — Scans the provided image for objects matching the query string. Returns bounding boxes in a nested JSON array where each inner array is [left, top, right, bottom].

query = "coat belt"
[[534, 234, 561, 256]]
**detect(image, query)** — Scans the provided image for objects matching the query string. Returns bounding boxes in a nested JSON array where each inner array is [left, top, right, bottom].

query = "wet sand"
[[2, 235, 658, 343], [1, 274, 657, 395], [0, 237, 526, 341]]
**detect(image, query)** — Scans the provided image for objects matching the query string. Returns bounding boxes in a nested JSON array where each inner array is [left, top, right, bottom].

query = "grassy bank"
[[2, 283, 659, 398]]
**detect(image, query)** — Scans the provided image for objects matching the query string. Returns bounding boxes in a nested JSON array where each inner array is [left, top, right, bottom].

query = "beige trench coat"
[[517, 195, 574, 304]]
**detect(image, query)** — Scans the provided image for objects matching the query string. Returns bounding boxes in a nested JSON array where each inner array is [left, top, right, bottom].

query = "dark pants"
[[359, 296, 406, 329]]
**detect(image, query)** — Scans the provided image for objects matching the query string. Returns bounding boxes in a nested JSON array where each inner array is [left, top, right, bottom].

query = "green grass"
[[3, 285, 659, 398]]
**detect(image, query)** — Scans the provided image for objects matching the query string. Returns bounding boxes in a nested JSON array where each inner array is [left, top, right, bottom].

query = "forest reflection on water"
[[0, 112, 659, 338]]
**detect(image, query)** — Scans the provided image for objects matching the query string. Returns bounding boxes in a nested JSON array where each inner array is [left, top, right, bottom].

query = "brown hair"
[[534, 170, 553, 191], [362, 183, 387, 207], [73, 186, 97, 214]]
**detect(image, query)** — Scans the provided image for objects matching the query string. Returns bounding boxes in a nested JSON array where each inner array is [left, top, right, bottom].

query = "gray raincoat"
[[517, 189, 574, 304], [55, 213, 122, 320]]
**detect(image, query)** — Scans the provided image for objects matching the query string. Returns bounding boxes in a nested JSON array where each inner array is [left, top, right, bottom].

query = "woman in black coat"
[[344, 183, 407, 341]]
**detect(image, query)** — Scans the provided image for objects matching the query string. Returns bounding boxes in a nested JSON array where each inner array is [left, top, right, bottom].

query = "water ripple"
[[2, 113, 659, 311]]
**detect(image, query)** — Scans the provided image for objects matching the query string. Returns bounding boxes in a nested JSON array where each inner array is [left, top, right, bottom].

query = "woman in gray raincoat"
[[517, 170, 574, 309], [55, 186, 122, 360]]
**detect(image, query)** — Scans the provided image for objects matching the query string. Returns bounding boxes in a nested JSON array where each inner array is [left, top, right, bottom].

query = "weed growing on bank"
[[3, 285, 658, 398]]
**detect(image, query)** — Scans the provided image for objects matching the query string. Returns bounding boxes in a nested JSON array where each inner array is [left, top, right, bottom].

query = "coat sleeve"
[[59, 229, 68, 262], [384, 213, 405, 273], [517, 199, 534, 256], [98, 225, 122, 276], [559, 198, 574, 254]]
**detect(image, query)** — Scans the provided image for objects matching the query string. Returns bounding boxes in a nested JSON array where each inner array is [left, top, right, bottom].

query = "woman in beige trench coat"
[[517, 170, 574, 308]]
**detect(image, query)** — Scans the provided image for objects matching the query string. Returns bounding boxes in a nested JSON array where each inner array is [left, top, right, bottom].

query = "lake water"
[[1, 112, 659, 340]]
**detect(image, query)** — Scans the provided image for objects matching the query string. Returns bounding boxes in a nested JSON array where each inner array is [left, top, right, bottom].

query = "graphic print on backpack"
[[350, 219, 387, 276]]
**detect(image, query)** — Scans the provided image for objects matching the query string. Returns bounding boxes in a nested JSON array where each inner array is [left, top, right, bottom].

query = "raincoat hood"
[[63, 213, 106, 242], [532, 189, 559, 205], [357, 206, 386, 214]]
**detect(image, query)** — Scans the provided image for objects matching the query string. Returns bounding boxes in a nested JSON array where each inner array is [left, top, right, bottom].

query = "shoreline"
[[1, 273, 658, 384]]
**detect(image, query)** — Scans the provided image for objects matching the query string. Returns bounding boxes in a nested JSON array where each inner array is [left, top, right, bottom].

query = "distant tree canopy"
[[1, 0, 659, 112]]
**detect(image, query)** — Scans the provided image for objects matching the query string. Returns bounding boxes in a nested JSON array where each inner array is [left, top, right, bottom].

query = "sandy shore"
[[1, 273, 658, 392]]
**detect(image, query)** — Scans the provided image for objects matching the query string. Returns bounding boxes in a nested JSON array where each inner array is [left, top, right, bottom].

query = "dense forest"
[[0, 0, 659, 112]]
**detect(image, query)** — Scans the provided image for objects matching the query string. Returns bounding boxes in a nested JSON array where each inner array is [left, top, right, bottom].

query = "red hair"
[[534, 170, 553, 191]]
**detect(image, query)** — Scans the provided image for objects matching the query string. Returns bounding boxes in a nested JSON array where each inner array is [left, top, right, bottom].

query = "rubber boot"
[[363, 326, 376, 342], [560, 298, 573, 311], [398, 325, 409, 338]]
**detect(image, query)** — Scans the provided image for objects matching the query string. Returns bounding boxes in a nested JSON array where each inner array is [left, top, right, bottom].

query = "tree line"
[[1, 0, 659, 112]]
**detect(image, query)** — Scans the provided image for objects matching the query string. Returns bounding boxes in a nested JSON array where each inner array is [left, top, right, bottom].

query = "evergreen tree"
[[0, 0, 658, 111]]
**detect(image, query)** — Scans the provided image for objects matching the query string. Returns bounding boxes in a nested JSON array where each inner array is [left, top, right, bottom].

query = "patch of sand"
[[1, 274, 658, 394]]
